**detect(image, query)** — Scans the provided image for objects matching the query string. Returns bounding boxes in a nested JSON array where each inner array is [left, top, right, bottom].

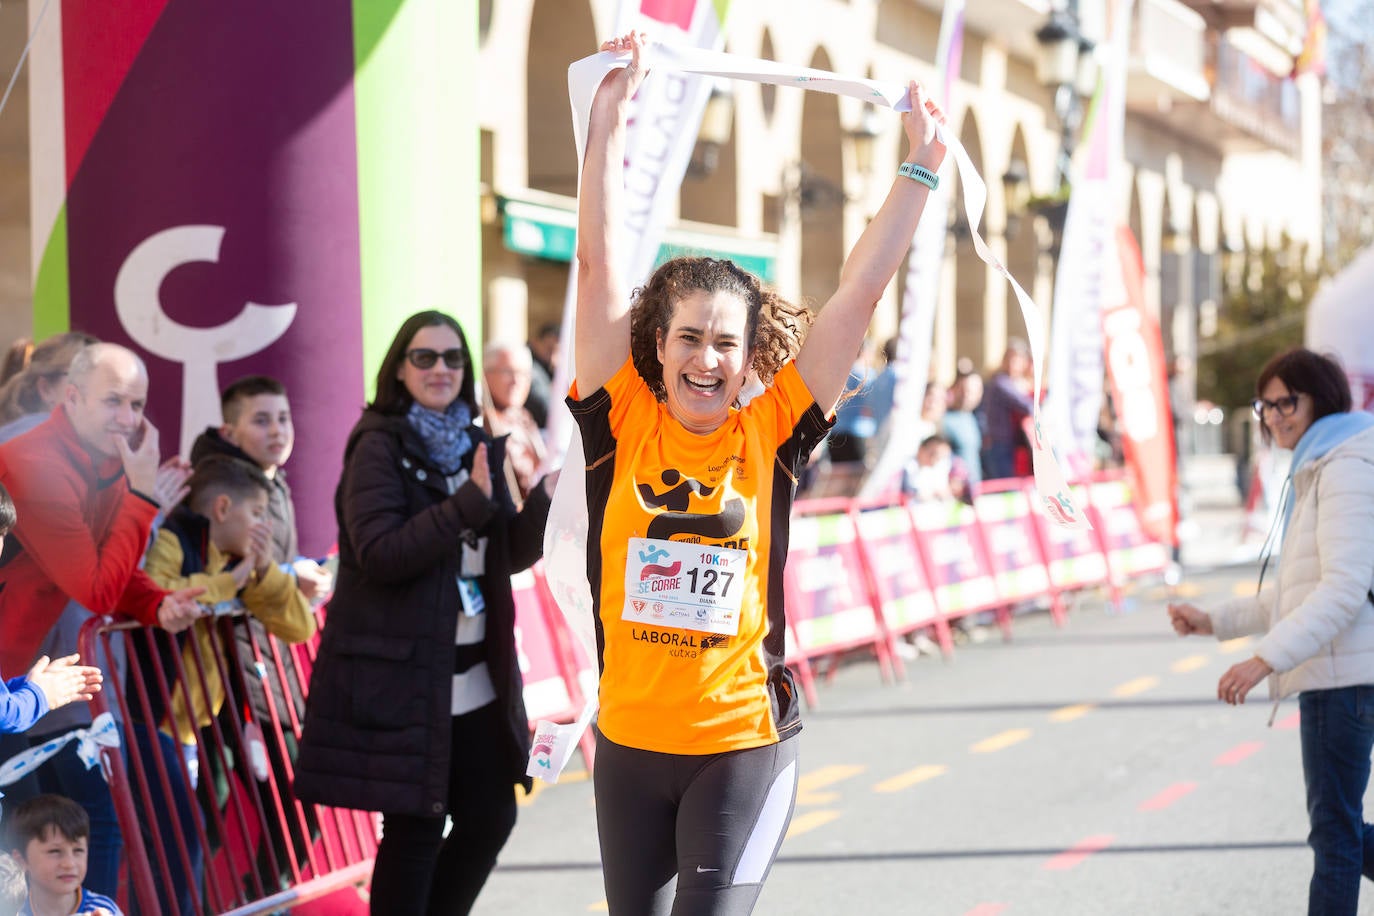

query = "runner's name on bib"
[[622, 537, 746, 636]]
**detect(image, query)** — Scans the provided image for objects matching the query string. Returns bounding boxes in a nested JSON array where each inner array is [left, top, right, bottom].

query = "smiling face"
[[399, 324, 466, 413], [1258, 376, 1315, 450], [64, 352, 148, 459], [655, 289, 752, 435]]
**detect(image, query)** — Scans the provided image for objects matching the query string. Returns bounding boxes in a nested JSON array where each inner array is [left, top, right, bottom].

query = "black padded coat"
[[294, 409, 550, 817]]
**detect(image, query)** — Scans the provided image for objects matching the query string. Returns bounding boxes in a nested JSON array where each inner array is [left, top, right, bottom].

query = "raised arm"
[[574, 32, 649, 397], [796, 83, 948, 413]]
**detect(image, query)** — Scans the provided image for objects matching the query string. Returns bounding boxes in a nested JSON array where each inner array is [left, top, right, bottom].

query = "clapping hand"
[[471, 442, 493, 499], [293, 559, 334, 601], [25, 654, 102, 711], [152, 456, 193, 511]]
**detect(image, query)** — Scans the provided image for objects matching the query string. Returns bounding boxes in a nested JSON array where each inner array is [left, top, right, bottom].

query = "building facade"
[[477, 0, 1321, 424]]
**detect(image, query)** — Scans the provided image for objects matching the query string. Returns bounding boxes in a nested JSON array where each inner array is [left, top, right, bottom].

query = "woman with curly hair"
[[570, 32, 947, 915]]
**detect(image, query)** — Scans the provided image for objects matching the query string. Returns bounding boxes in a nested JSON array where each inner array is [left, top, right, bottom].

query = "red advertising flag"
[[1103, 227, 1179, 547]]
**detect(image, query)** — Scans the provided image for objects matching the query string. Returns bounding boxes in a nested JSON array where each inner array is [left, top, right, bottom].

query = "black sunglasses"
[[1251, 393, 1302, 419], [406, 348, 466, 371]]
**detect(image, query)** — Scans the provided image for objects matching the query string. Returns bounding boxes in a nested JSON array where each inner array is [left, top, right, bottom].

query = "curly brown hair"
[[629, 257, 813, 401]]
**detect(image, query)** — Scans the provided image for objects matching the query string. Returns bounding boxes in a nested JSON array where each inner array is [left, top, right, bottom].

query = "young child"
[[7, 794, 120, 916], [189, 375, 330, 596], [137, 455, 315, 913], [142, 454, 316, 747], [906, 434, 969, 503], [0, 483, 103, 735]]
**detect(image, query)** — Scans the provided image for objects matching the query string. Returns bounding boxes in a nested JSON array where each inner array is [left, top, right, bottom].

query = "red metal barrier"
[[80, 612, 377, 916]]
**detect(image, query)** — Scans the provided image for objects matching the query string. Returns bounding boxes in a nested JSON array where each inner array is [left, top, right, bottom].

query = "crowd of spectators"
[[0, 323, 564, 916], [811, 336, 1126, 502]]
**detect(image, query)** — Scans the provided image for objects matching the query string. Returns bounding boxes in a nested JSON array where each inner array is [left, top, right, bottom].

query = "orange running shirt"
[[569, 357, 832, 755]]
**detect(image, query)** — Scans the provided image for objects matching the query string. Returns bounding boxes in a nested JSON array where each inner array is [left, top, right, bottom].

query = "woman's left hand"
[[901, 81, 948, 173], [1217, 656, 1273, 705], [472, 441, 492, 499]]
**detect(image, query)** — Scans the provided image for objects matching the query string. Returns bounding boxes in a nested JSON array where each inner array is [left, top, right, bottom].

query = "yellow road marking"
[[795, 764, 865, 804], [786, 809, 841, 839], [1049, 703, 1095, 722], [971, 728, 1031, 753], [1231, 582, 1254, 597], [1172, 655, 1208, 673], [874, 764, 948, 793], [1174, 582, 1202, 597], [588, 901, 608, 911], [798, 764, 866, 791], [1219, 637, 1252, 654], [1112, 676, 1159, 697]]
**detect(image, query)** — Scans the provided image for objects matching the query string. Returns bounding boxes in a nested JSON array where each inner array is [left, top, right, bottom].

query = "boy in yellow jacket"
[[143, 454, 315, 743]]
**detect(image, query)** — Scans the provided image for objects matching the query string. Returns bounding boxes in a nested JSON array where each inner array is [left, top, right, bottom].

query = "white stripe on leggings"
[[731, 760, 797, 885]]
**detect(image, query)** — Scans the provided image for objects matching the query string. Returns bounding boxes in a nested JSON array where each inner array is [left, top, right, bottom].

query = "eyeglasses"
[[1251, 393, 1303, 419], [406, 348, 466, 371]]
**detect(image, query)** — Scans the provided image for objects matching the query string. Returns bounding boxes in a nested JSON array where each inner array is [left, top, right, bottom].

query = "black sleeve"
[[339, 431, 496, 585]]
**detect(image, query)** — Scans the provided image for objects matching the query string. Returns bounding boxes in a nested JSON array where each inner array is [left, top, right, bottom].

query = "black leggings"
[[593, 730, 799, 916], [369, 702, 517, 916]]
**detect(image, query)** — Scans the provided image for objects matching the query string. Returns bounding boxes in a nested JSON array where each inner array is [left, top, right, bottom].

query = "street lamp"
[[1000, 1, 1097, 253]]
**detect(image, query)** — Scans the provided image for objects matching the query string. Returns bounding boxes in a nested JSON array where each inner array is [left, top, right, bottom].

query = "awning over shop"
[[499, 192, 778, 283]]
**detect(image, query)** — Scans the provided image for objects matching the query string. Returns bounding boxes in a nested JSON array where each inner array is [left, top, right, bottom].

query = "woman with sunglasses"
[[296, 310, 555, 915], [1170, 347, 1374, 915]]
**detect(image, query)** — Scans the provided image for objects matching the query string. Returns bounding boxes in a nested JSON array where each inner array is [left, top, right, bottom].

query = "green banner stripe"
[[33, 206, 70, 339], [353, 0, 479, 398]]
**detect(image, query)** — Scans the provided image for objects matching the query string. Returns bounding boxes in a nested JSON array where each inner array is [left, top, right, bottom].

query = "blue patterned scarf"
[[406, 399, 474, 475]]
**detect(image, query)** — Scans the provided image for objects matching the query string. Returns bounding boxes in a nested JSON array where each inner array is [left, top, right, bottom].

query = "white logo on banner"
[[114, 225, 297, 457]]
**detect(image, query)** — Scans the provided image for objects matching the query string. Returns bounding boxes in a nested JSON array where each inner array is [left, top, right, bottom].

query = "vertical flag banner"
[[1106, 226, 1178, 546], [1042, 0, 1135, 475], [28, 0, 478, 555], [543, 0, 732, 468], [859, 0, 965, 499]]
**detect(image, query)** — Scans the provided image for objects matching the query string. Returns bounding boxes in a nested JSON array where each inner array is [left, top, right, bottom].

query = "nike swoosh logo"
[[695, 866, 720, 873]]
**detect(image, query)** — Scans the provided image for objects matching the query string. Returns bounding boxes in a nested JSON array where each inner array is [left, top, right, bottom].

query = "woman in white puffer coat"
[[1171, 348, 1374, 916]]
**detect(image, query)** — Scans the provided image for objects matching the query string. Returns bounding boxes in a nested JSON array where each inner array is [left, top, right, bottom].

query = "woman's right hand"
[[593, 31, 650, 114], [1168, 602, 1213, 637]]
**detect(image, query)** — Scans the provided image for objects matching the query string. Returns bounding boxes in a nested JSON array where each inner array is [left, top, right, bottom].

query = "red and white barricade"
[[906, 496, 1004, 648], [972, 482, 1062, 626], [1088, 470, 1171, 584], [783, 499, 895, 702]]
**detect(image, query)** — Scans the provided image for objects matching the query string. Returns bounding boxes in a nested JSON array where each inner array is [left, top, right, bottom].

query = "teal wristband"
[[898, 161, 939, 191]]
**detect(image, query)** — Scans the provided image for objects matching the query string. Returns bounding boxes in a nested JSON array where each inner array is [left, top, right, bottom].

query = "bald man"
[[0, 343, 202, 674]]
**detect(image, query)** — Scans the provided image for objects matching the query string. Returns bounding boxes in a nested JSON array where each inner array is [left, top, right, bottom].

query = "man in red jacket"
[[0, 343, 203, 675]]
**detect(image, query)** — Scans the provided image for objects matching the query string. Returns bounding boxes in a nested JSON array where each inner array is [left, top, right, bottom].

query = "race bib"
[[622, 537, 746, 635]]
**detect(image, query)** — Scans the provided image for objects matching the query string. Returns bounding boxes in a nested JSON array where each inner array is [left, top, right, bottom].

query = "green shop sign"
[[500, 195, 777, 283]]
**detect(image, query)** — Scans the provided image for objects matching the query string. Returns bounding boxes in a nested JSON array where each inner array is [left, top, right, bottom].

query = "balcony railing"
[[1206, 32, 1301, 156], [1131, 0, 1210, 101]]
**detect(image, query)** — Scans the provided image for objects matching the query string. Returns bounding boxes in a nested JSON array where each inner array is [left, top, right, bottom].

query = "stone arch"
[[799, 46, 845, 309], [526, 0, 596, 196]]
